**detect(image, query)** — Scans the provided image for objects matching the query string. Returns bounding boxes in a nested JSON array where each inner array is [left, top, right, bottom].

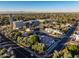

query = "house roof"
[[40, 35, 55, 47], [13, 20, 25, 28]]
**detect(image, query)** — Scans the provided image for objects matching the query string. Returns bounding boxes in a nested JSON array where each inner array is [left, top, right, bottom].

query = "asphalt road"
[[0, 33, 32, 58], [44, 21, 78, 57], [0, 21, 78, 58]]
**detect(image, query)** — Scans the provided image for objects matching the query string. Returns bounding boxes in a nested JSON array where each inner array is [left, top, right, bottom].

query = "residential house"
[[70, 32, 79, 41], [45, 28, 53, 33], [45, 28, 63, 35]]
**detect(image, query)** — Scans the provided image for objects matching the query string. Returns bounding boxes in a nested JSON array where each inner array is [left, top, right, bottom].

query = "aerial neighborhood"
[[1, 1, 79, 58], [0, 12, 79, 58]]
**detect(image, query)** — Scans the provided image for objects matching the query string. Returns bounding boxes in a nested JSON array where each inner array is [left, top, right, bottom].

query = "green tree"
[[17, 36, 31, 47], [63, 48, 72, 58], [32, 42, 45, 54], [22, 37, 31, 47], [63, 51, 72, 58], [29, 35, 39, 44], [0, 48, 7, 55], [43, 20, 49, 24], [10, 31, 22, 41], [17, 36, 23, 44], [68, 45, 79, 52], [52, 48, 72, 58], [52, 50, 59, 58], [0, 48, 15, 58]]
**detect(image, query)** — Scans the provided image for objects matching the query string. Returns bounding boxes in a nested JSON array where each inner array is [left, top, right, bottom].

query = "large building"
[[13, 20, 26, 30], [40, 35, 55, 48]]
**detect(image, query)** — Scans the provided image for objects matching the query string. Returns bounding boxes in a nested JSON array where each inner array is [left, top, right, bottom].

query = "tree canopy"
[[32, 42, 45, 54], [29, 35, 39, 44]]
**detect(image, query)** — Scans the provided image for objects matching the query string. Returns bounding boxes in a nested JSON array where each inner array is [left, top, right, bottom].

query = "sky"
[[0, 1, 79, 12]]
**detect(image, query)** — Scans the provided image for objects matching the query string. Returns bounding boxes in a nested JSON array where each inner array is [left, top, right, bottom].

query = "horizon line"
[[0, 10, 79, 13]]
